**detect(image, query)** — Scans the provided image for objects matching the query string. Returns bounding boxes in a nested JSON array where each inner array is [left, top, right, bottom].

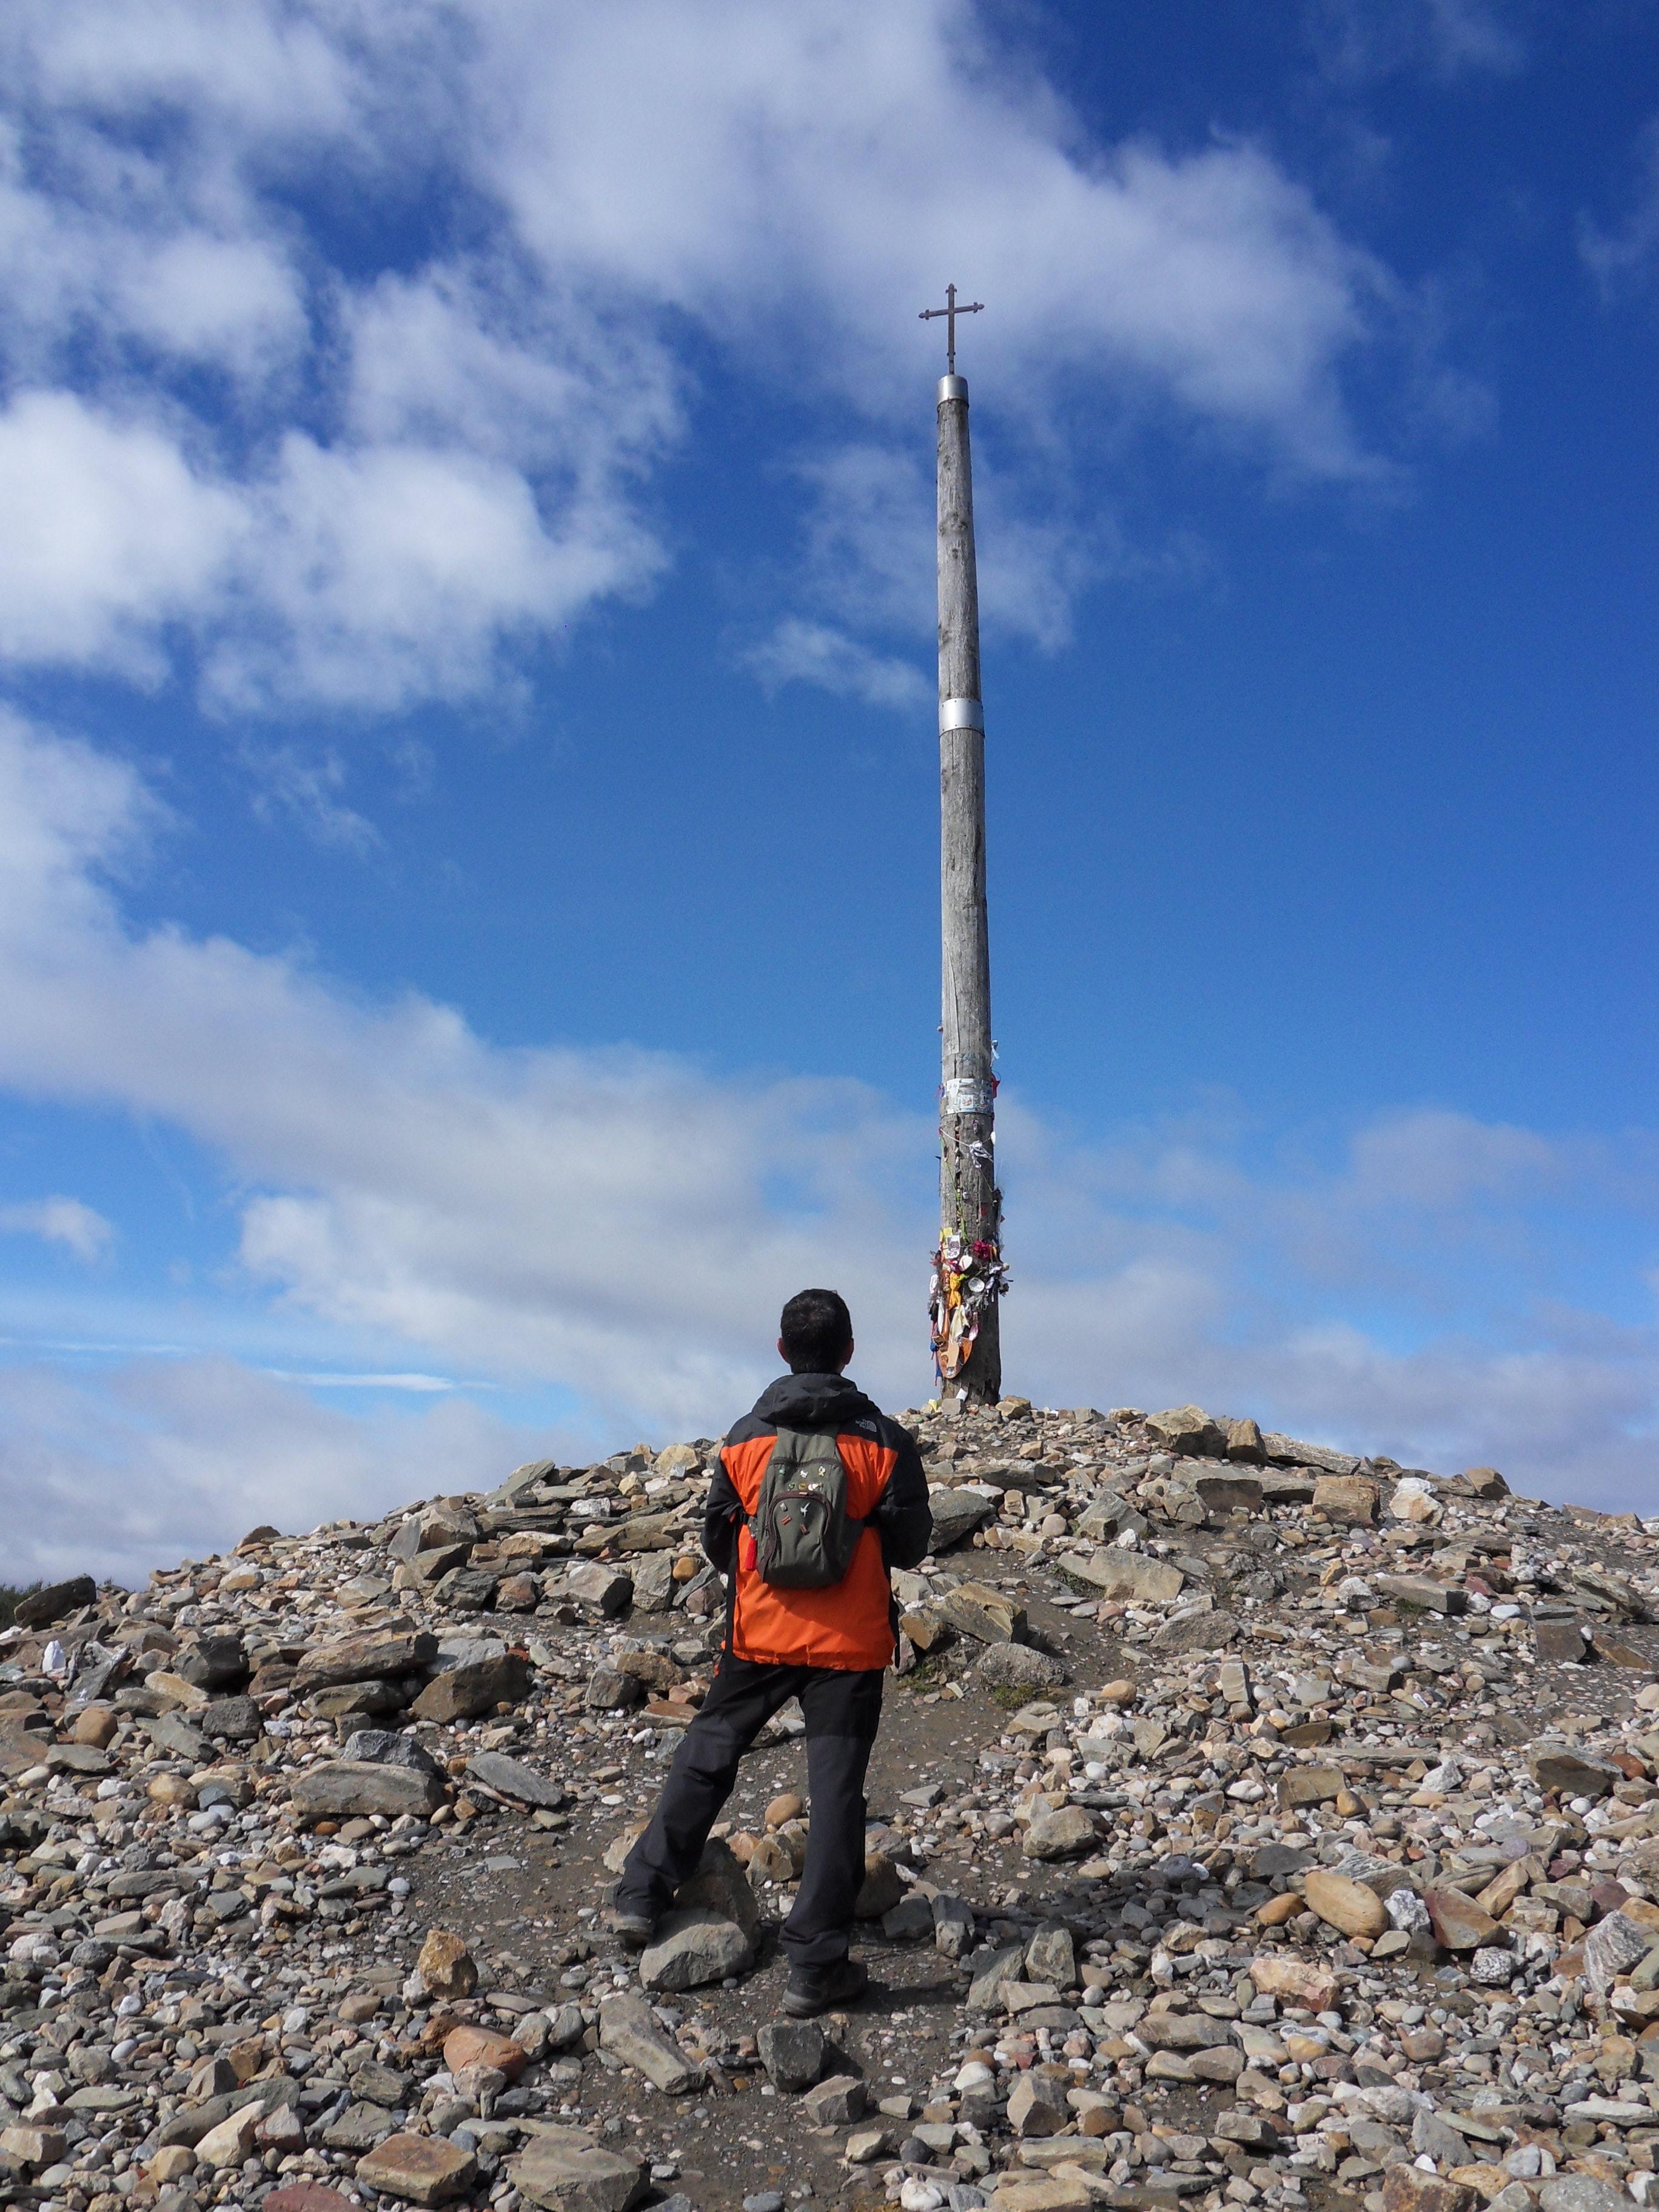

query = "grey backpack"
[[750, 1428, 867, 1588]]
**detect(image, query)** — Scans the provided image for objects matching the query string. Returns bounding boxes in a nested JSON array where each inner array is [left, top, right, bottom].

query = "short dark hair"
[[779, 1288, 853, 1373]]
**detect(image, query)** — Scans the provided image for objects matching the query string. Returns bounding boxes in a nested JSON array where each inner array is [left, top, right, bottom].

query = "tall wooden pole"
[[932, 361, 1004, 1403]]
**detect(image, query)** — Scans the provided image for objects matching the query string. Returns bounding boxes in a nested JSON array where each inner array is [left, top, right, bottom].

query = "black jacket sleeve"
[[871, 1419, 933, 1570], [702, 1451, 742, 1574]]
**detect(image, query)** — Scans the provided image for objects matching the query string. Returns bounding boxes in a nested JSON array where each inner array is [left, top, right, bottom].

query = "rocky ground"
[[5, 1401, 1659, 2212]]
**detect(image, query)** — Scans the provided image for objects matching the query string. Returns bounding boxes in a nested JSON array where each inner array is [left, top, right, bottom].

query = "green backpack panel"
[[751, 1427, 867, 1588]]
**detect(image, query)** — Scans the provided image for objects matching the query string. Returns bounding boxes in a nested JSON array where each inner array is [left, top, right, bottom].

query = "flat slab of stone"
[[357, 2133, 477, 2207], [321, 2101, 397, 2151], [1262, 1435, 1361, 1475], [511, 2126, 648, 2212], [466, 1751, 566, 1807], [1530, 1746, 1617, 1796], [598, 1994, 703, 2093], [1277, 1763, 1343, 1809], [15, 1576, 96, 1629], [263, 2188, 354, 2212], [290, 1761, 444, 1820], [1372, 1574, 1466, 1615], [940, 1583, 1027, 1643], [411, 1652, 532, 1722], [1060, 1551, 1184, 1604], [293, 1631, 438, 1691]]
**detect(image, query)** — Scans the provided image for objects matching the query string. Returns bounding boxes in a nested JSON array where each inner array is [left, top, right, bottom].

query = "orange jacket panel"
[[719, 1429, 898, 1671]]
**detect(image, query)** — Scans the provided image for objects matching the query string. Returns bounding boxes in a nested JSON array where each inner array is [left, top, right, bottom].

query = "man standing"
[[608, 1289, 933, 2017]]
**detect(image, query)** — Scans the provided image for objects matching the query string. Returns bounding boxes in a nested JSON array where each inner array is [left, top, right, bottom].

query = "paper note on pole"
[[943, 1077, 994, 1116]]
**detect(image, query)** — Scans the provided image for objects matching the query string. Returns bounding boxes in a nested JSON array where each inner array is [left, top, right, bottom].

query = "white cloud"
[[1, 711, 1658, 1583], [0, 1196, 113, 1261], [0, 1355, 553, 1587], [1581, 122, 1659, 301], [1309, 0, 1526, 82], [0, 0, 1429, 714], [0, 392, 244, 677], [743, 620, 930, 712]]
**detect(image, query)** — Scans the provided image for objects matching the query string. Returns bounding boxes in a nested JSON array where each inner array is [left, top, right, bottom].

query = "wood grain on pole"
[[937, 379, 1001, 1402]]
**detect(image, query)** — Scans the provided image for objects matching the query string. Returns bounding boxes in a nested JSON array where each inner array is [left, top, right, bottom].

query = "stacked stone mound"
[[4, 1403, 1659, 2212]]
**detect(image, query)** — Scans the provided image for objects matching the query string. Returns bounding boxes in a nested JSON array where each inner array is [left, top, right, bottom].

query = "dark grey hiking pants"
[[615, 1654, 883, 1969]]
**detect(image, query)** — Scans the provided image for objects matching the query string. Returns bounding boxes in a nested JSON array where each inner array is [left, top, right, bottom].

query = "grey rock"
[[341, 1728, 440, 1774], [15, 1577, 97, 1630], [585, 1667, 644, 1712], [975, 1641, 1067, 1690], [411, 1651, 531, 1723], [926, 1489, 996, 1551], [1261, 1434, 1361, 1475], [466, 1751, 566, 1808], [1022, 1806, 1098, 1860], [637, 1910, 751, 1992], [881, 1895, 934, 1942], [1145, 1407, 1227, 1456], [294, 1630, 439, 1692], [143, 1712, 208, 1763], [939, 1583, 1025, 1643], [756, 2019, 825, 2091], [1059, 1550, 1184, 1603], [1411, 2108, 1468, 2167], [966, 1943, 1027, 2011], [198, 1695, 262, 1741], [566, 1564, 634, 1617], [1540, 2181, 1636, 2212], [290, 1760, 444, 1820], [431, 1566, 501, 1612], [511, 2126, 648, 2212], [321, 2099, 397, 2151], [307, 1678, 409, 1720], [629, 1553, 679, 1614], [598, 1994, 702, 2094], [1024, 1926, 1074, 1988], [801, 2074, 867, 2127], [933, 1894, 974, 1961], [174, 1634, 248, 1690], [675, 1837, 762, 1939], [1151, 1607, 1239, 1653], [1530, 1746, 1618, 1797], [1534, 1618, 1589, 1664], [545, 2003, 588, 2050], [1584, 1909, 1656, 1993]]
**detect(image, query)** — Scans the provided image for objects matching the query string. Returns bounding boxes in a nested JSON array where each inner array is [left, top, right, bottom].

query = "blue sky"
[[1, 0, 1657, 1582]]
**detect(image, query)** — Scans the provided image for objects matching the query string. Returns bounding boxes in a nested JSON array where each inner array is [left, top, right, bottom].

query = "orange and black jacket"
[[704, 1371, 933, 1672]]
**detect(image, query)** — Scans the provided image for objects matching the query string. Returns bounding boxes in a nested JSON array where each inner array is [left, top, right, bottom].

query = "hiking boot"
[[781, 1956, 868, 2018], [602, 1902, 659, 1948]]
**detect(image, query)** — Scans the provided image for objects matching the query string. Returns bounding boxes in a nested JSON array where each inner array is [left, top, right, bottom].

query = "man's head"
[[778, 1287, 854, 1375]]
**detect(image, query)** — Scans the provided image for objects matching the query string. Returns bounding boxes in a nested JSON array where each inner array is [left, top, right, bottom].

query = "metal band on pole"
[[939, 696, 984, 733]]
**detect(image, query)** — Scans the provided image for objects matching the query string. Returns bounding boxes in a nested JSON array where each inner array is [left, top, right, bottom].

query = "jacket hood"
[[747, 1371, 881, 1433]]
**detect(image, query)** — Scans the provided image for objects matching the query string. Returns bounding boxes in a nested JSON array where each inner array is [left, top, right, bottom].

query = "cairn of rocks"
[[5, 1401, 1659, 2212]]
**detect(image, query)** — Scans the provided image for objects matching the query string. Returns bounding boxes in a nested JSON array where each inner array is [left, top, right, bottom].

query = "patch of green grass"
[[990, 1683, 1039, 1711], [896, 1649, 957, 1694]]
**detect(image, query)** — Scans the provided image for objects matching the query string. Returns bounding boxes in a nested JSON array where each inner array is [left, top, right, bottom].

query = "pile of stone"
[[5, 1400, 1659, 2212]]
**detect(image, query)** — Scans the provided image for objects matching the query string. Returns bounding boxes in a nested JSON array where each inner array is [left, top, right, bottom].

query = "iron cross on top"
[[919, 282, 984, 375]]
